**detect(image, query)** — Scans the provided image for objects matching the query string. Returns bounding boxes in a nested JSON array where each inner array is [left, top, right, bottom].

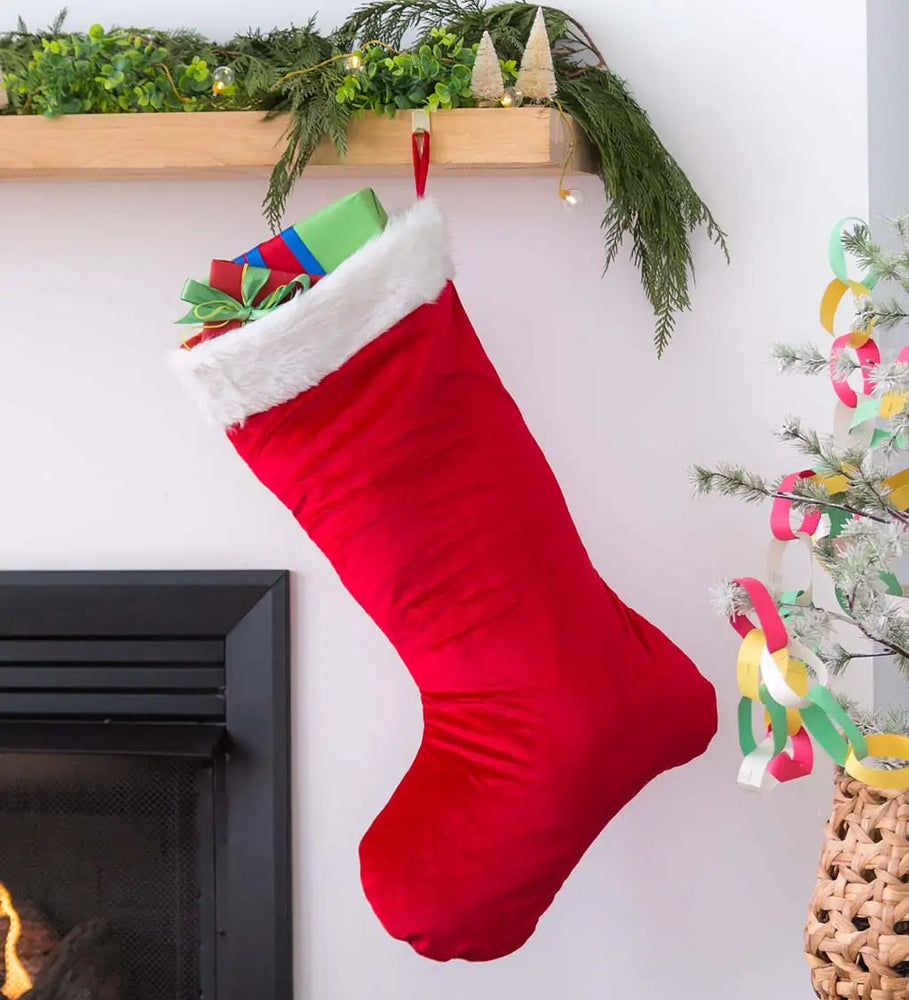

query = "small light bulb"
[[501, 87, 523, 108], [347, 52, 363, 71], [560, 188, 584, 209], [212, 65, 234, 95]]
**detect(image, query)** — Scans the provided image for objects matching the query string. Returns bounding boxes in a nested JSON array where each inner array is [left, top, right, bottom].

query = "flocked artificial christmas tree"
[[515, 7, 556, 101], [693, 215, 909, 1000], [470, 30, 505, 106], [694, 219, 909, 736]]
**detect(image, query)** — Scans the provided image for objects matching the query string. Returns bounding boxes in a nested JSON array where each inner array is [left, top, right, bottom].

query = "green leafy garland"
[[335, 28, 514, 115], [0, 2, 728, 354], [2, 25, 221, 115]]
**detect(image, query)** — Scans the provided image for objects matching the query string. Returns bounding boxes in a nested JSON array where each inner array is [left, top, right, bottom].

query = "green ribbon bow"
[[176, 264, 312, 327]]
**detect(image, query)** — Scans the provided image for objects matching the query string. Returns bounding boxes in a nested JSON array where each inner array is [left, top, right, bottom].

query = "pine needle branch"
[[337, 0, 484, 47], [50, 8, 68, 34], [775, 416, 851, 475], [690, 463, 773, 504], [557, 65, 727, 355], [871, 359, 909, 394], [857, 297, 909, 331], [774, 341, 828, 376], [690, 458, 893, 524]]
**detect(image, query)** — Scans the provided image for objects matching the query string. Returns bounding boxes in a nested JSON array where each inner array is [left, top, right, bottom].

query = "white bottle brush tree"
[[692, 219, 909, 737], [515, 6, 556, 100], [470, 31, 505, 105]]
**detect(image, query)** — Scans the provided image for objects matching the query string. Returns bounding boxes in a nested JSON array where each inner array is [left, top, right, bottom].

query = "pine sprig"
[[558, 67, 727, 355], [774, 415, 864, 479], [337, 0, 485, 47], [227, 21, 340, 100], [773, 341, 828, 376], [838, 697, 909, 746], [0, 9, 68, 83], [841, 221, 908, 283], [857, 296, 909, 331], [225, 20, 352, 229], [871, 358, 909, 394], [264, 58, 350, 230], [690, 462, 776, 504]]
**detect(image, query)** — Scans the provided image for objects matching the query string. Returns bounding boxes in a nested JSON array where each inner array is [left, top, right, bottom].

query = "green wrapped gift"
[[297, 188, 388, 272], [235, 188, 388, 275]]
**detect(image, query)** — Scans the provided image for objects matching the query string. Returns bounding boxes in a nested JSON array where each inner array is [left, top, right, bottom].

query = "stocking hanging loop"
[[411, 110, 431, 199]]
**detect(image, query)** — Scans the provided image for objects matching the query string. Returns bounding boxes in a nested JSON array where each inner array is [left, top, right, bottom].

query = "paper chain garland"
[[731, 218, 909, 792]]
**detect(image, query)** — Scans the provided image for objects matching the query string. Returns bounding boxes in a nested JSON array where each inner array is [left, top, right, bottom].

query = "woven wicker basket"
[[807, 770, 909, 999]]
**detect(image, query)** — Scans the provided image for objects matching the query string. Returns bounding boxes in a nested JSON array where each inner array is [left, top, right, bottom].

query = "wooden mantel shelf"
[[0, 107, 594, 180]]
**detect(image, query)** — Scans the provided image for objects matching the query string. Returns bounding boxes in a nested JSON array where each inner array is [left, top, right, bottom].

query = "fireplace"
[[0, 572, 291, 1000]]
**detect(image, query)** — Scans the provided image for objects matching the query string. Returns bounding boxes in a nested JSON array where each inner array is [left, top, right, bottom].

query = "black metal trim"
[[223, 572, 292, 999], [0, 638, 224, 663], [0, 721, 226, 757], [0, 571, 281, 637], [0, 691, 226, 717], [0, 666, 225, 690], [0, 571, 292, 1000], [197, 761, 218, 1000]]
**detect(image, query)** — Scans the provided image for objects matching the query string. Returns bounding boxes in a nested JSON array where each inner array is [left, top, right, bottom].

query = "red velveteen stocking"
[[173, 199, 717, 962]]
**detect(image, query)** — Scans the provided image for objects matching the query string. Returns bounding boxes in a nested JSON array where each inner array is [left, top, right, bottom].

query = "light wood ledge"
[[0, 107, 595, 180]]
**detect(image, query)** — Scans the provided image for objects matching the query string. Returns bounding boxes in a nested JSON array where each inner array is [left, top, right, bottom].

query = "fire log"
[[15, 903, 59, 981], [0, 896, 59, 989], [21, 918, 122, 1000]]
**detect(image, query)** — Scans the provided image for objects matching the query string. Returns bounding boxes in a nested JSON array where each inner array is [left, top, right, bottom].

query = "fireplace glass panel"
[[0, 753, 203, 1000]]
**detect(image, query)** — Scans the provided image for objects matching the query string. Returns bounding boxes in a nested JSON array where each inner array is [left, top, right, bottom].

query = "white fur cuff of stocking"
[[170, 197, 453, 428]]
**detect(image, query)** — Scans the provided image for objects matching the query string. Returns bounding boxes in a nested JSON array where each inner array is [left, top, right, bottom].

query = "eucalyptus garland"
[[0, 2, 728, 354]]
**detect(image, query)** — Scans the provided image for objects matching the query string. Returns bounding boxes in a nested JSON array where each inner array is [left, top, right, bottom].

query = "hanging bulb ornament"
[[347, 52, 363, 72], [212, 65, 235, 95], [500, 87, 523, 108], [559, 188, 584, 209]]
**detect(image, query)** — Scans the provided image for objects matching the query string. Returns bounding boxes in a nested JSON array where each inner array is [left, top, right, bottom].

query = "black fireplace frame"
[[0, 570, 291, 1000]]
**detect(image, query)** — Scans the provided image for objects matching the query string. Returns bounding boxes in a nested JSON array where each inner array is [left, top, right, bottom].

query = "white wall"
[[0, 2, 868, 997], [866, 1, 909, 709], [868, 0, 909, 221]]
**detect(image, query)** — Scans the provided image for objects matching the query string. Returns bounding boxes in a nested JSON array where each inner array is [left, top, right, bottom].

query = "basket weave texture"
[[807, 770, 909, 999]]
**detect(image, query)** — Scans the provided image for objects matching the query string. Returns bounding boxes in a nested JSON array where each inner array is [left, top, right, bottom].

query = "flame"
[[0, 885, 32, 999]]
